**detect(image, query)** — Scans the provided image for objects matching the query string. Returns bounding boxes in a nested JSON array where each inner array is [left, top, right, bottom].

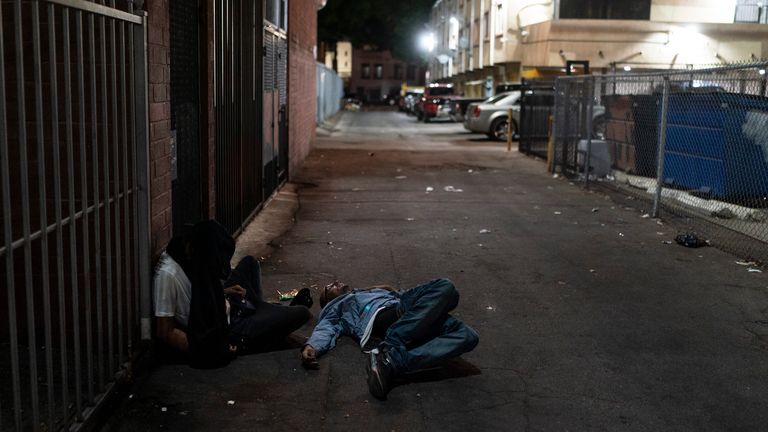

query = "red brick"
[[149, 101, 169, 122]]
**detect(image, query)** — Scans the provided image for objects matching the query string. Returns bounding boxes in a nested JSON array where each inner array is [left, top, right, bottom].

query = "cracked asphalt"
[[108, 110, 768, 432]]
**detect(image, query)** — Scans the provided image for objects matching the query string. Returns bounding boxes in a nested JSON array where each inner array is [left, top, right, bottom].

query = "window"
[[483, 12, 489, 40], [559, 0, 651, 20], [362, 63, 370, 79], [473, 18, 480, 43], [449, 17, 459, 50], [406, 65, 416, 81], [495, 2, 505, 36], [375, 64, 383, 79], [394, 64, 403, 80]]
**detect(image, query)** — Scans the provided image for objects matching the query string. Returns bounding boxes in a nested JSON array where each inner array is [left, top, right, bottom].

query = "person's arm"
[[302, 305, 344, 368], [156, 317, 189, 352]]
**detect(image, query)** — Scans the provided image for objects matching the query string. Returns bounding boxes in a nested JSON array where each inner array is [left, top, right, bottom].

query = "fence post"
[[507, 107, 513, 151], [133, 10, 152, 341], [652, 76, 670, 218], [584, 76, 594, 187], [561, 81, 571, 174]]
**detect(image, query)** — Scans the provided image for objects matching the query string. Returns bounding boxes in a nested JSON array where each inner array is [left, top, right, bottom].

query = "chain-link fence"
[[552, 62, 768, 264]]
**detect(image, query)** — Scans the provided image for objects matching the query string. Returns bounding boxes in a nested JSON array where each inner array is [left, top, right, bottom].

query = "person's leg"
[[387, 315, 479, 372], [224, 255, 263, 303], [382, 278, 459, 354], [366, 315, 478, 399], [229, 302, 311, 351]]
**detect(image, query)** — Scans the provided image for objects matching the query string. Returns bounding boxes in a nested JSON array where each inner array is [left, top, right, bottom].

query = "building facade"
[[429, 0, 768, 96], [347, 47, 427, 102]]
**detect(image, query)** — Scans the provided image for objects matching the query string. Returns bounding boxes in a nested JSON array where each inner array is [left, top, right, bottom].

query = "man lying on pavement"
[[300, 278, 479, 400]]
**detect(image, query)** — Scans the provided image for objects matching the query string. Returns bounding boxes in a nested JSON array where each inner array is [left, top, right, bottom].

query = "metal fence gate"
[[0, 0, 151, 430], [215, 0, 287, 235], [552, 62, 768, 264], [518, 80, 556, 159]]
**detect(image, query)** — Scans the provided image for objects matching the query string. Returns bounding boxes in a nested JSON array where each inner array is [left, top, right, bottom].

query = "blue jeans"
[[382, 278, 479, 373]]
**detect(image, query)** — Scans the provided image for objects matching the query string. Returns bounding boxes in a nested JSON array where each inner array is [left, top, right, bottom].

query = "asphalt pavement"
[[108, 109, 768, 432]]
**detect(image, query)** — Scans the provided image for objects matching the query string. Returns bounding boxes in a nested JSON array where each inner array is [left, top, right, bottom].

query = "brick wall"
[[288, 0, 318, 179], [146, 0, 173, 255]]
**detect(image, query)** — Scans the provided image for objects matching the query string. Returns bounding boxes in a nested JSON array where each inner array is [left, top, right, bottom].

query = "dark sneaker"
[[366, 349, 396, 400], [289, 288, 313, 308]]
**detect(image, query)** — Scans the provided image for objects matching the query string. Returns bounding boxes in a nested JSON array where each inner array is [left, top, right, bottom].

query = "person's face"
[[321, 282, 351, 307]]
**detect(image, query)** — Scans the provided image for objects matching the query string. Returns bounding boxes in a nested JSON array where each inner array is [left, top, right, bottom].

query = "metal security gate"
[[0, 0, 151, 431], [170, 0, 203, 232], [214, 0, 262, 235], [262, 29, 288, 197], [215, 0, 287, 235]]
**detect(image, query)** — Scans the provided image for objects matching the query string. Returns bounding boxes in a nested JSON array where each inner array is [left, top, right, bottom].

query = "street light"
[[419, 32, 436, 53]]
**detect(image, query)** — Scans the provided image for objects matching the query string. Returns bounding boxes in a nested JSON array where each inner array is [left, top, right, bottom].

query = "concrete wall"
[[651, 0, 737, 24]]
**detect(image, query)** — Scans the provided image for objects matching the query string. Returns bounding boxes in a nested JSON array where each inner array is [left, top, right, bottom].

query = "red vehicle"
[[416, 83, 457, 122]]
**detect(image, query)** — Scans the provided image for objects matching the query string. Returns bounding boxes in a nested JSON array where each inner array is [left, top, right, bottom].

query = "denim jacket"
[[307, 288, 400, 356]]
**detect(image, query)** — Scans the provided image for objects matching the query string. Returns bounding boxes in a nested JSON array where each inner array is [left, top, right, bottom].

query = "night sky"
[[318, 0, 435, 61]]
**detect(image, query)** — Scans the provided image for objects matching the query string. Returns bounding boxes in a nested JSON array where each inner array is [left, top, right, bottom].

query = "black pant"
[[224, 256, 311, 352]]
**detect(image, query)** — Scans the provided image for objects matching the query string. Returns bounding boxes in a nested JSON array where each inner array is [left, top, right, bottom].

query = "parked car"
[[495, 82, 523, 94], [400, 90, 423, 114], [450, 96, 486, 123], [464, 91, 522, 141], [416, 83, 458, 122]]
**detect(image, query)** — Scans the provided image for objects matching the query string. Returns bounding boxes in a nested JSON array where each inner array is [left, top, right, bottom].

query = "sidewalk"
[[108, 135, 768, 431]]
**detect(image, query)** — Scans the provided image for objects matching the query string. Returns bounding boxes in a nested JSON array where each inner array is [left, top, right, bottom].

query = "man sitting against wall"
[[153, 220, 312, 368]]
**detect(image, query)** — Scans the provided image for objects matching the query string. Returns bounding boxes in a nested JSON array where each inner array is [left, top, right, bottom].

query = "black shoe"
[[366, 349, 396, 400], [290, 288, 313, 308]]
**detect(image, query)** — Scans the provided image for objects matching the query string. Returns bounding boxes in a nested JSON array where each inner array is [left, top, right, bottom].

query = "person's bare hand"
[[301, 345, 319, 370], [224, 285, 246, 299]]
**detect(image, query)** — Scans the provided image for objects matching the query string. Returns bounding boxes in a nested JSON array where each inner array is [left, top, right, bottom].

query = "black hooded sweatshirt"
[[168, 220, 236, 369]]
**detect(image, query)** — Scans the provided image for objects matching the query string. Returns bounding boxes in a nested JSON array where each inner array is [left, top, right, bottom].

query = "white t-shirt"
[[153, 252, 192, 327]]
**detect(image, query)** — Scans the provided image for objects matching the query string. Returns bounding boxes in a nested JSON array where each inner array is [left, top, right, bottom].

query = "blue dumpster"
[[662, 92, 768, 199]]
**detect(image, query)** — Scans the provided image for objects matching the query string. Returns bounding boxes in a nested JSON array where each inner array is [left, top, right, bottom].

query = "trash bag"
[[674, 232, 709, 248]]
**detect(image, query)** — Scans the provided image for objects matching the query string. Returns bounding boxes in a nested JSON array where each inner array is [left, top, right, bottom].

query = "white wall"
[[651, 0, 738, 24]]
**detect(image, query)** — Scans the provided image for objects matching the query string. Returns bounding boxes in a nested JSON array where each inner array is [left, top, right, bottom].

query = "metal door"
[[170, 0, 203, 232], [214, 0, 263, 235]]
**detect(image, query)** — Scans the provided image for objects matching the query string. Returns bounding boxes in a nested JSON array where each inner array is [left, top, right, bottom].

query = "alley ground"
[[108, 110, 768, 431]]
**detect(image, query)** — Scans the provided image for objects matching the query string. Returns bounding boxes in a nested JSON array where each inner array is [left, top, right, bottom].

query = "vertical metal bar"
[[120, 20, 133, 351], [561, 81, 571, 174], [128, 5, 139, 353], [0, 3, 23, 429], [584, 76, 594, 188], [652, 76, 670, 218], [88, 5, 104, 393], [14, 0, 43, 428], [133, 9, 152, 341], [109, 0, 125, 367], [62, 7, 84, 415], [98, 2, 112, 387], [75, 9, 95, 403], [31, 1, 56, 427], [47, 2, 71, 418]]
